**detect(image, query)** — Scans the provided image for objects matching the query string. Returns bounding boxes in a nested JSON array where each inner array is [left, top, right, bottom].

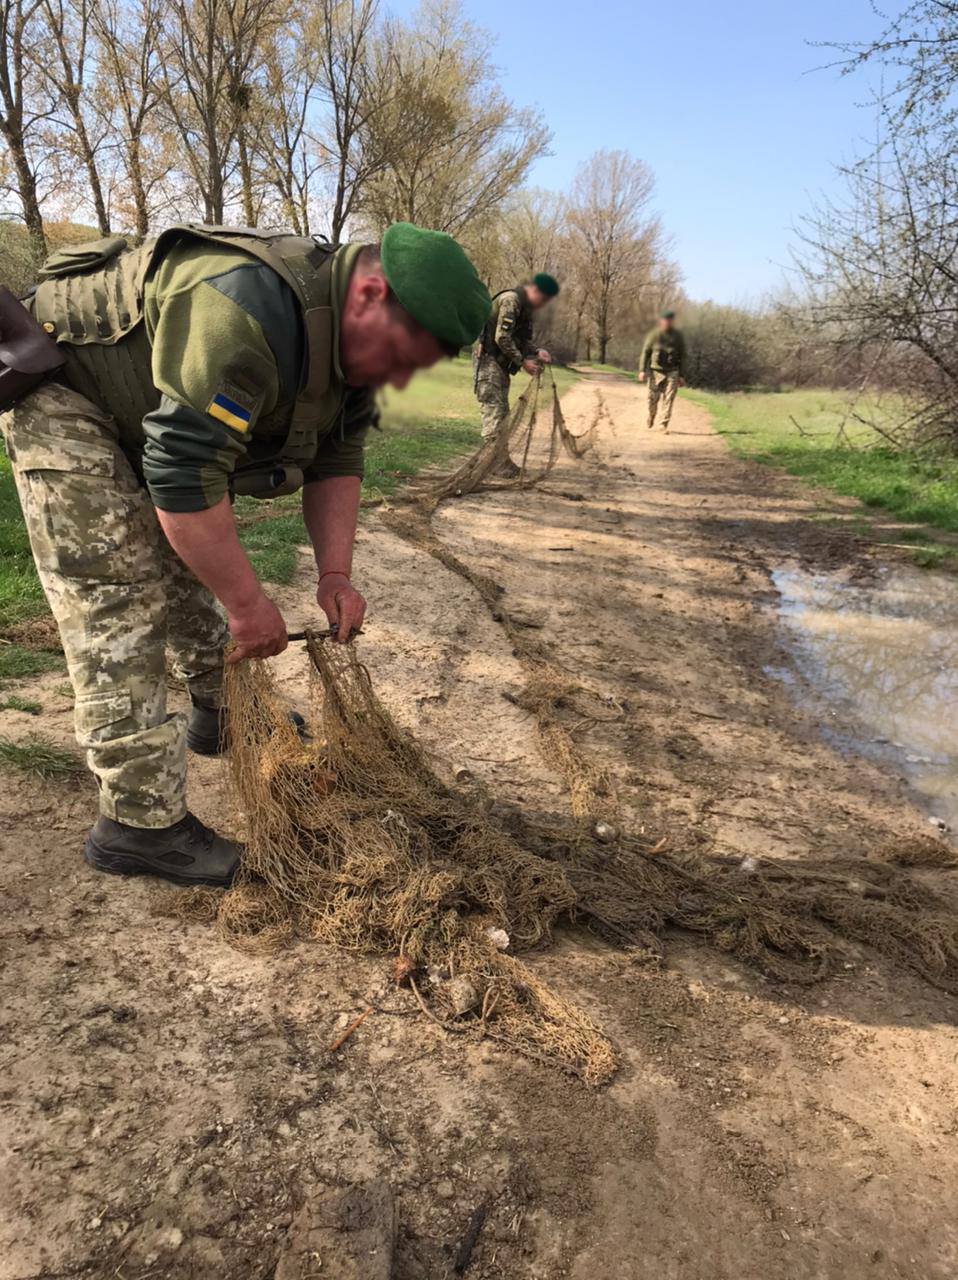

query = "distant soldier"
[[474, 273, 559, 472], [638, 309, 686, 432]]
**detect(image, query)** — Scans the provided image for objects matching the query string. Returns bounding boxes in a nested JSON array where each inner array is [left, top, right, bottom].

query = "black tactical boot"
[[83, 813, 242, 887], [186, 700, 227, 756], [187, 698, 307, 757]]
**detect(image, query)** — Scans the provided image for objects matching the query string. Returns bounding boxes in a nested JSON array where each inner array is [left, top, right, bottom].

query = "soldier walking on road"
[[638, 310, 686, 432], [474, 273, 559, 473], [0, 221, 490, 888]]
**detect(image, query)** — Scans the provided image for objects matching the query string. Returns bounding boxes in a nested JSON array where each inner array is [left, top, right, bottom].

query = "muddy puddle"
[[771, 562, 958, 835]]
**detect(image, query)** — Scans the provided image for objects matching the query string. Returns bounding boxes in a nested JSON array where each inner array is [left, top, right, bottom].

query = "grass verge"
[[0, 733, 82, 779], [687, 388, 958, 551]]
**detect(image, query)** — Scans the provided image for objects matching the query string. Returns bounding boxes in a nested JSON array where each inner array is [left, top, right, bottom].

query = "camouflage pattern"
[[485, 289, 534, 372], [0, 382, 228, 828], [474, 354, 511, 439], [647, 371, 680, 431], [639, 325, 687, 377]]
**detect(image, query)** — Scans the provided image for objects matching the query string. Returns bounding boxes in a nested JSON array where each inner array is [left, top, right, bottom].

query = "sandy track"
[[2, 373, 957, 1279]]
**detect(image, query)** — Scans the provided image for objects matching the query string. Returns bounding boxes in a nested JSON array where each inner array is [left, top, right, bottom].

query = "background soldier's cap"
[[533, 272, 560, 297], [660, 309, 676, 319], [380, 222, 491, 349]]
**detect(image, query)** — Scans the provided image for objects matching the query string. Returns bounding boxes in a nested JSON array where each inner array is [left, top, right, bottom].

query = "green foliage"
[[0, 444, 47, 624], [0, 733, 82, 779], [682, 303, 769, 391], [691, 388, 958, 534]]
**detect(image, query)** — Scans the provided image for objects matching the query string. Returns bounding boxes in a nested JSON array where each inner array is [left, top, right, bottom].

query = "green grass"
[[0, 447, 47, 625], [687, 388, 958, 536], [0, 732, 82, 779], [0, 694, 42, 714], [0, 643, 64, 682]]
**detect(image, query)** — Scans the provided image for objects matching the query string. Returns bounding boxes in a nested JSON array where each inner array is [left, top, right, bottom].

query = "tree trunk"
[[7, 135, 46, 260], [238, 127, 255, 225]]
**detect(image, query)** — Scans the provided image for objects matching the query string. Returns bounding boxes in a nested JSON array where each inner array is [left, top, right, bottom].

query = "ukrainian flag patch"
[[207, 382, 257, 432]]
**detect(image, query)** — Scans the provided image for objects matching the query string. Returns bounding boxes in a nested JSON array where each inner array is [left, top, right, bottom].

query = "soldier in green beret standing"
[[638, 309, 687, 432], [474, 272, 559, 473], [0, 221, 490, 887]]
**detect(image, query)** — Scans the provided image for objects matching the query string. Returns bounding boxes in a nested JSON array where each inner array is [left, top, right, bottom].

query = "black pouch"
[[0, 286, 65, 411]]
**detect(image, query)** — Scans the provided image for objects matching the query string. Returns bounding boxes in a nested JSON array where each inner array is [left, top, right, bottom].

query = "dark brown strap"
[[0, 287, 64, 374]]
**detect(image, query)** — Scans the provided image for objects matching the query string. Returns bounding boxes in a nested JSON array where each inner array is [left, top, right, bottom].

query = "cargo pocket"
[[8, 403, 161, 584], [74, 688, 136, 748]]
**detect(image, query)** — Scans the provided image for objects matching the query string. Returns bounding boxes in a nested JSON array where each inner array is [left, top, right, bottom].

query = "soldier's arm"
[[301, 387, 375, 642], [494, 292, 528, 367], [142, 247, 293, 512], [142, 247, 297, 658], [639, 330, 654, 373]]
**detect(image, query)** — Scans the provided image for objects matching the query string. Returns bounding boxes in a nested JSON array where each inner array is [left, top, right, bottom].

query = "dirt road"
[[2, 371, 957, 1279]]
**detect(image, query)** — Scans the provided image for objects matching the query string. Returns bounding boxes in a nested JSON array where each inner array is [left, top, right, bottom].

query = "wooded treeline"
[[0, 0, 678, 364]]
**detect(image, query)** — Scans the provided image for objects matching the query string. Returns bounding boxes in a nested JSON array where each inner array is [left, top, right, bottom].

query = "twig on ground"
[[328, 1005, 373, 1053]]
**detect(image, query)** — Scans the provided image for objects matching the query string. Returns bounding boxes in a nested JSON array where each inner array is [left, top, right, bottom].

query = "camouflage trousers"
[[647, 371, 680, 430], [0, 382, 228, 828], [474, 355, 511, 440]]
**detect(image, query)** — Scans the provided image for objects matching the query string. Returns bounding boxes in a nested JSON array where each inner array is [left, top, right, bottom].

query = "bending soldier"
[[0, 222, 490, 888], [638, 309, 686, 432], [474, 272, 559, 474]]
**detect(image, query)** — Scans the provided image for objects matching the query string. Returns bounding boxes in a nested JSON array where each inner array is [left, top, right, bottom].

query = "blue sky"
[[392, 0, 889, 303]]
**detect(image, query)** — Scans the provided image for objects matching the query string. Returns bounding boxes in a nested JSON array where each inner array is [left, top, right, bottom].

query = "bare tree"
[[160, 0, 282, 223], [359, 0, 550, 236], [566, 150, 660, 364], [317, 0, 392, 242], [91, 0, 169, 239], [0, 0, 47, 258], [34, 0, 111, 233], [793, 107, 958, 443]]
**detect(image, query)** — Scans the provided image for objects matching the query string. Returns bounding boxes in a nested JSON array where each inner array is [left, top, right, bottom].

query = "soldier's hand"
[[522, 357, 539, 376], [537, 348, 552, 364], [226, 592, 289, 663], [638, 371, 647, 383], [317, 572, 366, 644]]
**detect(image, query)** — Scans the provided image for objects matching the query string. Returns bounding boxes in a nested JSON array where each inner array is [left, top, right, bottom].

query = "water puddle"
[[771, 562, 958, 835]]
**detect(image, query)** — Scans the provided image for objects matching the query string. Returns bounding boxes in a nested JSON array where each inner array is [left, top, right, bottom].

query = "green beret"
[[533, 272, 560, 297], [380, 222, 491, 348], [660, 309, 676, 319]]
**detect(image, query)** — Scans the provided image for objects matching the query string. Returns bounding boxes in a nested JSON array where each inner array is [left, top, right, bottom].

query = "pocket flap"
[[38, 236, 129, 279], [8, 427, 114, 476]]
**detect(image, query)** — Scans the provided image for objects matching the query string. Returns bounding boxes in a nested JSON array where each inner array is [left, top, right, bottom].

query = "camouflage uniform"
[[639, 326, 687, 431], [474, 288, 537, 440], [0, 230, 375, 828]]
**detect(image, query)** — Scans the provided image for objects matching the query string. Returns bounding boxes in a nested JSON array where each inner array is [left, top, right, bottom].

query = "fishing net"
[[173, 635, 958, 1086], [413, 364, 595, 508]]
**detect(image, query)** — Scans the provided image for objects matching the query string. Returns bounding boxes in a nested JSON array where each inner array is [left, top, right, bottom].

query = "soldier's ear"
[[351, 270, 390, 314]]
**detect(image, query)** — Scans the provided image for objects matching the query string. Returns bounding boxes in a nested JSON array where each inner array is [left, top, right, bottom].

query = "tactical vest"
[[30, 224, 342, 498], [647, 329, 683, 374], [479, 286, 533, 374]]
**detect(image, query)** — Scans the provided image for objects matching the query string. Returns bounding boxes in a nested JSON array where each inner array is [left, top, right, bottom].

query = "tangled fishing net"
[[415, 364, 595, 508], [174, 635, 958, 1086]]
